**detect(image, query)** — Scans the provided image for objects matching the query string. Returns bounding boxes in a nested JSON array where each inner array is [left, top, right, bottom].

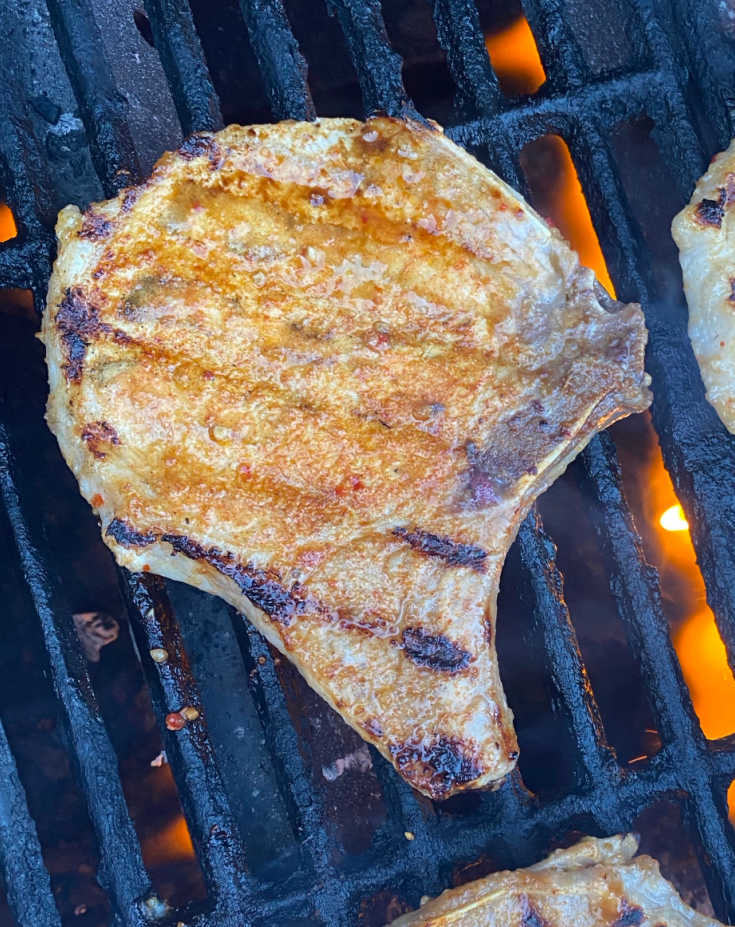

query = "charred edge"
[[612, 901, 644, 927], [106, 518, 156, 548], [725, 172, 735, 206], [695, 189, 726, 227], [363, 718, 384, 738], [81, 420, 121, 460], [401, 627, 472, 673], [121, 188, 140, 212], [391, 736, 483, 798], [55, 288, 130, 382], [520, 895, 551, 927], [728, 278, 735, 303], [56, 288, 105, 383], [178, 134, 222, 168], [79, 212, 113, 240], [392, 526, 487, 571], [161, 533, 311, 626]]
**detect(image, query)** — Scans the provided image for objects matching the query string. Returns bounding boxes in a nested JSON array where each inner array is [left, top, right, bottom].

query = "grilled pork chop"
[[388, 834, 722, 926], [673, 140, 735, 433], [42, 117, 650, 798]]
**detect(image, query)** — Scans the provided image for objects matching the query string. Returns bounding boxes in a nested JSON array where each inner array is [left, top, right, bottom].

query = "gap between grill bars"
[[1, 0, 735, 924]]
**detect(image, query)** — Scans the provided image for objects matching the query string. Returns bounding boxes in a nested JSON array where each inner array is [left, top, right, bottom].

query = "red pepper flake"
[[498, 202, 508, 211], [165, 711, 185, 731], [238, 462, 253, 480], [721, 341, 726, 347], [202, 370, 215, 380], [91, 493, 104, 507], [336, 474, 365, 496], [142, 564, 151, 572]]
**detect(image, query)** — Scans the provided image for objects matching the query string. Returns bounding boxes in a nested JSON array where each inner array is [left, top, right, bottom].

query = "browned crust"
[[41, 117, 651, 799]]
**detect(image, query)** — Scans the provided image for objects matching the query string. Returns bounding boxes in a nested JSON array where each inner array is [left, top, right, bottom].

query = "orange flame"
[[485, 16, 546, 96], [650, 459, 735, 816], [0, 203, 17, 242], [141, 763, 196, 868], [143, 814, 196, 867], [659, 504, 689, 532]]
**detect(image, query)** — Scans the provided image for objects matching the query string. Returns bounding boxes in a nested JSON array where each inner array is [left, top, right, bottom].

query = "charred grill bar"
[[0, 0, 734, 924]]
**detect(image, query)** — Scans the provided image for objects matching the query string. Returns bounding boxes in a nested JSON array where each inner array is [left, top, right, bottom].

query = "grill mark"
[[106, 518, 156, 547], [178, 134, 222, 168], [55, 287, 131, 383], [81, 420, 120, 459], [390, 735, 483, 799], [519, 895, 550, 927], [79, 211, 113, 240], [160, 533, 314, 626], [392, 526, 487, 571], [400, 627, 472, 673], [612, 900, 644, 926], [695, 189, 726, 227], [122, 188, 141, 212]]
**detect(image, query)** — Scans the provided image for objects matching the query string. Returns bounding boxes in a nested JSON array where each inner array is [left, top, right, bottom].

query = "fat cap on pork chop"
[[388, 834, 724, 926], [41, 117, 651, 798]]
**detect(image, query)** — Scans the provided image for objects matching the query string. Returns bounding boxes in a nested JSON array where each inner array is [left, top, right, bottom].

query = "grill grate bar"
[[236, 623, 347, 921], [520, 0, 587, 90], [516, 511, 618, 791], [45, 0, 140, 194], [581, 435, 704, 746], [237, 0, 315, 121], [326, 0, 413, 118], [143, 0, 224, 136], [0, 240, 48, 291], [429, 0, 502, 119], [581, 433, 735, 912], [123, 575, 257, 924], [0, 718, 61, 927], [0, 424, 151, 927]]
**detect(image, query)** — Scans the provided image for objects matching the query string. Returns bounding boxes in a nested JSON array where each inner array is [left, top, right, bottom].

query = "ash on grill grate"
[[2, 0, 735, 924]]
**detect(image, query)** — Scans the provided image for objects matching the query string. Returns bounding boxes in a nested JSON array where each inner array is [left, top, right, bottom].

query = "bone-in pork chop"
[[389, 834, 723, 926], [41, 117, 650, 798]]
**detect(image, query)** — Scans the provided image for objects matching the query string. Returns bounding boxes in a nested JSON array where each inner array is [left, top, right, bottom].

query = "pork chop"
[[41, 117, 651, 798], [672, 139, 735, 432], [388, 834, 722, 926]]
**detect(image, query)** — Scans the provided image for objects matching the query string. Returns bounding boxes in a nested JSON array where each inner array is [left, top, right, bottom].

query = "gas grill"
[[1, 0, 735, 924]]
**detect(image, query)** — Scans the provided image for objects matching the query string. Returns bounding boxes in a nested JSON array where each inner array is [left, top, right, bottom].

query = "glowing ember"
[[0, 203, 16, 242], [484, 16, 546, 96], [659, 504, 689, 532]]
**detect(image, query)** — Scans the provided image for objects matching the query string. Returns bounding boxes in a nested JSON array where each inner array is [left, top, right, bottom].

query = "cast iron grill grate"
[[1, 0, 735, 924]]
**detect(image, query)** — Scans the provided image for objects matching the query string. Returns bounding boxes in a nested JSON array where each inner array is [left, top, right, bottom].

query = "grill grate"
[[1, 0, 735, 923]]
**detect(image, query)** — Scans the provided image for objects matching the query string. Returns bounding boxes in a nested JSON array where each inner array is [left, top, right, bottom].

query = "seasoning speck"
[[404, 831, 415, 841], [150, 647, 169, 663], [165, 711, 186, 731]]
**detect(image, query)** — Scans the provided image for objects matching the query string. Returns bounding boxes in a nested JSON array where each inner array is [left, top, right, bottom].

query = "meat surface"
[[389, 834, 723, 926], [41, 117, 650, 798], [672, 140, 735, 432]]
